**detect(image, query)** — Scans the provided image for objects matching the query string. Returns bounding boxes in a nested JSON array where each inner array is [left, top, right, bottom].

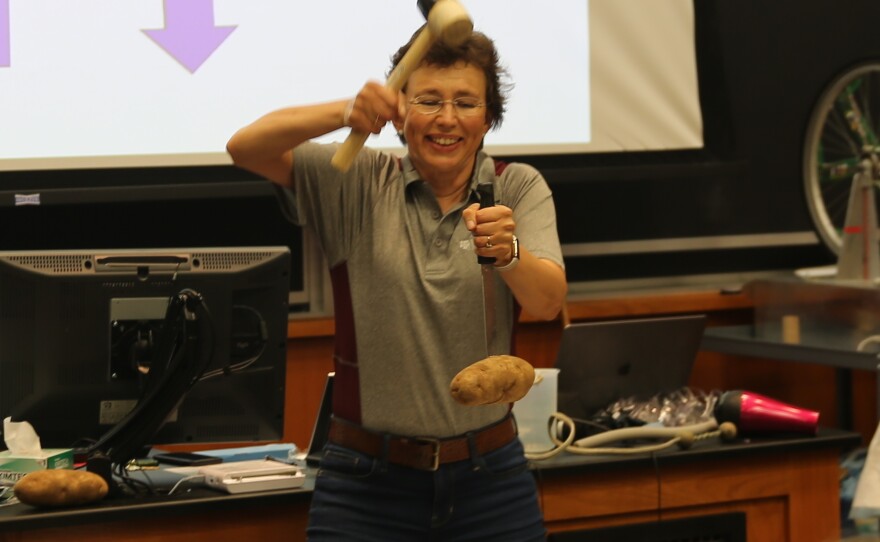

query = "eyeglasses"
[[409, 96, 486, 117]]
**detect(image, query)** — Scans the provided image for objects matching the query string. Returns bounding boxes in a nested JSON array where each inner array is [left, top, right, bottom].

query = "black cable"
[[112, 461, 155, 496], [650, 451, 662, 524], [87, 289, 216, 467], [199, 304, 267, 381]]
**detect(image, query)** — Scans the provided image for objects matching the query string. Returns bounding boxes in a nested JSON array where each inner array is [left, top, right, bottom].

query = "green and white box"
[[0, 449, 73, 484]]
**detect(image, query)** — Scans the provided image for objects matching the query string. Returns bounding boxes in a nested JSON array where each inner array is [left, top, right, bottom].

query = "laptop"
[[305, 372, 334, 467], [554, 314, 707, 422]]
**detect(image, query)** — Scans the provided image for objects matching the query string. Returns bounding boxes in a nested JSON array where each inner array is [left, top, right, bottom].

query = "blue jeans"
[[306, 437, 547, 541]]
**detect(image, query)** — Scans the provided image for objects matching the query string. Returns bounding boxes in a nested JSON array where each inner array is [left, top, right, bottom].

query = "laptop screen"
[[554, 314, 707, 421], [305, 372, 334, 467]]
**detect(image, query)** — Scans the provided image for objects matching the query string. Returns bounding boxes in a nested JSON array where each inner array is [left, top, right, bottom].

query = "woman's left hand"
[[462, 202, 567, 321], [463, 202, 516, 265]]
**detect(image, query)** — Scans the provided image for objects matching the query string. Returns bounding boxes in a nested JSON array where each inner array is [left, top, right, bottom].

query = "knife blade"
[[476, 181, 496, 357]]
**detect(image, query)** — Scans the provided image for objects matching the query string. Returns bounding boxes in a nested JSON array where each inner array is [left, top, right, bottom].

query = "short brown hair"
[[389, 28, 511, 130]]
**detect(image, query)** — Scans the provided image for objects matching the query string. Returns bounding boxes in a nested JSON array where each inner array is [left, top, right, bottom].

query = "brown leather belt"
[[328, 415, 517, 471]]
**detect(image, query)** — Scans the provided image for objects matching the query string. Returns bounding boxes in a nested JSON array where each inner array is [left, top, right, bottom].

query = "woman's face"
[[398, 62, 490, 183]]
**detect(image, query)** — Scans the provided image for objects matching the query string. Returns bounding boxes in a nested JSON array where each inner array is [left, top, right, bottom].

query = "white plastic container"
[[512, 368, 559, 453]]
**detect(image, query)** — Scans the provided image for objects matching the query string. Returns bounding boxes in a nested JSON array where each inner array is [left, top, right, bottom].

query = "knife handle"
[[476, 182, 496, 265]]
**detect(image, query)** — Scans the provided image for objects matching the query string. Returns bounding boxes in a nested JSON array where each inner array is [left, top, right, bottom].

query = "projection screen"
[[0, 0, 701, 172]]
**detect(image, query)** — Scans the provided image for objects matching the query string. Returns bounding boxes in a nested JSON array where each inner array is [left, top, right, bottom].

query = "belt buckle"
[[413, 437, 441, 471]]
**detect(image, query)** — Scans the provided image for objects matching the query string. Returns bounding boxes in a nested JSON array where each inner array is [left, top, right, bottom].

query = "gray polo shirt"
[[288, 142, 563, 438]]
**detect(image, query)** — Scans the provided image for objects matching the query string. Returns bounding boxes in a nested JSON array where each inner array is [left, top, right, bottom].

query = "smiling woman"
[[226, 26, 566, 541], [397, 62, 492, 196]]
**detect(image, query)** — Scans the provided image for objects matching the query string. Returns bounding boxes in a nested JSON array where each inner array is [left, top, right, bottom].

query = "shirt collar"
[[401, 151, 495, 198]]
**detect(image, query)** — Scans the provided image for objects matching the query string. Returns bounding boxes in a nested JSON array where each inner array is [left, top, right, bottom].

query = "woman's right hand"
[[343, 81, 401, 134]]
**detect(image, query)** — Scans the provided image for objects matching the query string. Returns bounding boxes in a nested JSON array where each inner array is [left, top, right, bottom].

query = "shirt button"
[[432, 211, 441, 220], [434, 239, 443, 247]]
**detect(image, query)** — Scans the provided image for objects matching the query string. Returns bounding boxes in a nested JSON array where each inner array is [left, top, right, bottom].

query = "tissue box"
[[0, 449, 73, 484]]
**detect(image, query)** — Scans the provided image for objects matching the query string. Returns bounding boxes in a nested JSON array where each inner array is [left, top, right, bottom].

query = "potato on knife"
[[450, 355, 535, 406]]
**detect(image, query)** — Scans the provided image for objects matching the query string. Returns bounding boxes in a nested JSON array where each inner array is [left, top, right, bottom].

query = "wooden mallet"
[[330, 0, 472, 172]]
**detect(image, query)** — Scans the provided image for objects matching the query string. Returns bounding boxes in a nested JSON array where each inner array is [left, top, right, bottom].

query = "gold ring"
[[486, 236, 493, 248]]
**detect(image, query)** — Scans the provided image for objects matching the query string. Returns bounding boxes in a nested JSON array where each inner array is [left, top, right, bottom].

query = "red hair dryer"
[[714, 390, 819, 436]]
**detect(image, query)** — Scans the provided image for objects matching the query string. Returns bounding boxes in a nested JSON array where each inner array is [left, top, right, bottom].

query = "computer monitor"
[[0, 246, 290, 457]]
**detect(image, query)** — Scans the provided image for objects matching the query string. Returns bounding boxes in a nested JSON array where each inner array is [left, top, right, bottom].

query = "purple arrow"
[[0, 0, 10, 67], [142, 0, 236, 73]]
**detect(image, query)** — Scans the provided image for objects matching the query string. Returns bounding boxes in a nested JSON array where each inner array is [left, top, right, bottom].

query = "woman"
[[227, 28, 566, 542]]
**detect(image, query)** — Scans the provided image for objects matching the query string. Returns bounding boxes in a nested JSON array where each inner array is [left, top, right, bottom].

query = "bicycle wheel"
[[803, 61, 880, 256]]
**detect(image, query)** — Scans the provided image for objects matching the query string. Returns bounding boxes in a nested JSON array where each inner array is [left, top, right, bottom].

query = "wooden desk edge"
[[286, 288, 755, 339], [564, 289, 753, 321]]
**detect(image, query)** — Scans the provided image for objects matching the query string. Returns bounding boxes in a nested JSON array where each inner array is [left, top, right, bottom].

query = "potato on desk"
[[450, 355, 536, 406], [14, 469, 109, 508]]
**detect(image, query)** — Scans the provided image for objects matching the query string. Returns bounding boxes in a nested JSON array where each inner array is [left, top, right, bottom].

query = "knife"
[[476, 181, 496, 357]]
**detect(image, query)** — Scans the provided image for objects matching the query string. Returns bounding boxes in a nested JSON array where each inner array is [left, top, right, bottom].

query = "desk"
[[702, 324, 880, 372], [702, 324, 880, 430], [0, 430, 858, 542], [538, 428, 858, 541], [699, 278, 880, 436], [0, 481, 314, 542]]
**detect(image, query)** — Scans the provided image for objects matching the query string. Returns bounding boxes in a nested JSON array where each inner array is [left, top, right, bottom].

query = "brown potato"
[[450, 355, 536, 406], [14, 469, 109, 508]]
